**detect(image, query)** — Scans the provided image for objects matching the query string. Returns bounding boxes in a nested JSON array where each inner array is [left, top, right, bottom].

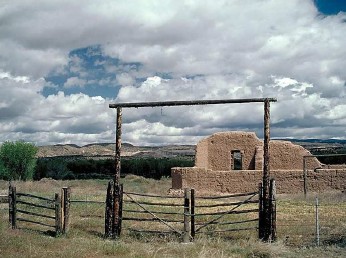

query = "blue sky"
[[314, 0, 346, 15], [0, 0, 346, 146]]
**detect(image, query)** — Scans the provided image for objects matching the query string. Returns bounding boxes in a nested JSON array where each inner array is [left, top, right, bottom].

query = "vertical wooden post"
[[105, 180, 115, 238], [269, 179, 277, 241], [190, 188, 195, 240], [262, 99, 271, 241], [55, 193, 61, 236], [183, 188, 191, 243], [303, 157, 308, 197], [62, 187, 71, 234], [115, 107, 122, 185], [117, 184, 123, 237], [60, 188, 65, 233], [258, 182, 264, 239], [113, 107, 122, 239], [113, 183, 119, 238], [113, 183, 123, 238], [9, 184, 17, 229]]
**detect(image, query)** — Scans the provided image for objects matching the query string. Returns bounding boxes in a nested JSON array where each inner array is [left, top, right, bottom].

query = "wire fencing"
[[276, 192, 346, 247]]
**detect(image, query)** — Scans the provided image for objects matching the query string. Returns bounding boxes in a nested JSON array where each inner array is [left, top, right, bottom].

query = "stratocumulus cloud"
[[0, 0, 345, 145]]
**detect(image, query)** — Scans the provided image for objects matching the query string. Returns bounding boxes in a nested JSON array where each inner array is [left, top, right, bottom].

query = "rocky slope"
[[37, 143, 195, 159]]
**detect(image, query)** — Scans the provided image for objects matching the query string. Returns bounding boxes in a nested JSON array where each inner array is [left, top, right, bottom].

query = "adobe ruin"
[[171, 131, 346, 194]]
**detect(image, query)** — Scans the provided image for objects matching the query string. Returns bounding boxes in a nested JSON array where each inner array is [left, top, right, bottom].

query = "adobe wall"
[[195, 132, 321, 170], [270, 140, 320, 170], [195, 132, 261, 170], [171, 167, 346, 194], [195, 138, 209, 168]]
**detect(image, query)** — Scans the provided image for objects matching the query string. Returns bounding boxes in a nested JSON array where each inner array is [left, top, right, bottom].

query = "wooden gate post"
[[55, 193, 62, 236], [61, 187, 71, 234], [8, 184, 17, 229], [190, 188, 195, 240], [269, 179, 277, 241], [111, 106, 122, 239], [183, 188, 191, 243], [114, 183, 123, 238], [258, 182, 264, 239], [262, 98, 271, 241], [105, 180, 115, 238]]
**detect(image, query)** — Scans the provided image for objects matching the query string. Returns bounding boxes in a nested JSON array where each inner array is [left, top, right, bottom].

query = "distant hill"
[[281, 138, 346, 144], [37, 138, 345, 159], [37, 143, 195, 159]]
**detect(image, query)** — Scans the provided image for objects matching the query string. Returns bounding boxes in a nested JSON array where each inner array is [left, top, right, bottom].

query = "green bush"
[[0, 161, 10, 180], [0, 141, 38, 180], [35, 157, 74, 180]]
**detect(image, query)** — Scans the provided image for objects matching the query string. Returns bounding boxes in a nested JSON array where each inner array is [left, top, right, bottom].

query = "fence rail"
[[16, 199, 55, 210], [17, 192, 55, 202], [123, 199, 184, 207], [70, 200, 104, 204], [196, 191, 258, 199], [195, 199, 258, 208]]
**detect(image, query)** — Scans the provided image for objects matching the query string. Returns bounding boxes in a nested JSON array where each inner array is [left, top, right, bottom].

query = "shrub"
[[0, 141, 38, 180], [35, 157, 70, 180]]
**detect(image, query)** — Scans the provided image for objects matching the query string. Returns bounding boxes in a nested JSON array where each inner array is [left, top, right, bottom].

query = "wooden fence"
[[104, 179, 277, 242], [6, 180, 276, 242], [8, 184, 70, 236]]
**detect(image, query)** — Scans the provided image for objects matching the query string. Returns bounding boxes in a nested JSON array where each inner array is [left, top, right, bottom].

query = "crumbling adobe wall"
[[195, 131, 321, 170], [195, 138, 209, 168], [270, 140, 320, 170], [171, 167, 346, 194], [195, 132, 261, 170]]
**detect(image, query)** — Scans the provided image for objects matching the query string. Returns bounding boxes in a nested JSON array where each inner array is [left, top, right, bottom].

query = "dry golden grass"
[[1, 176, 346, 257]]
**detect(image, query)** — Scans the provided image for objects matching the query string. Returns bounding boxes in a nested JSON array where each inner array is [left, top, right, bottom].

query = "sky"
[[0, 0, 346, 146]]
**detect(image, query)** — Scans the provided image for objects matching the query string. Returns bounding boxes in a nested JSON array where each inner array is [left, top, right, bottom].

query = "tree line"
[[35, 157, 193, 180], [0, 141, 193, 181], [311, 148, 346, 165]]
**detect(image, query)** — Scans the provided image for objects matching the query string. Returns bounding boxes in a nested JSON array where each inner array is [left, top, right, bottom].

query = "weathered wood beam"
[[109, 98, 277, 109]]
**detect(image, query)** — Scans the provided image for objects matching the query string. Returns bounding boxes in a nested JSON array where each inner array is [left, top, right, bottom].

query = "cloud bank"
[[0, 0, 345, 145]]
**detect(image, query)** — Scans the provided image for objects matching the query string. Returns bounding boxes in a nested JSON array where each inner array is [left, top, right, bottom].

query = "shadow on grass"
[[127, 229, 181, 242], [85, 229, 104, 238], [323, 236, 346, 248], [16, 227, 56, 237]]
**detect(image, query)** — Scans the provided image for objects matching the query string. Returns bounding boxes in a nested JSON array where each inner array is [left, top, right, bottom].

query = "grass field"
[[0, 176, 345, 257]]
